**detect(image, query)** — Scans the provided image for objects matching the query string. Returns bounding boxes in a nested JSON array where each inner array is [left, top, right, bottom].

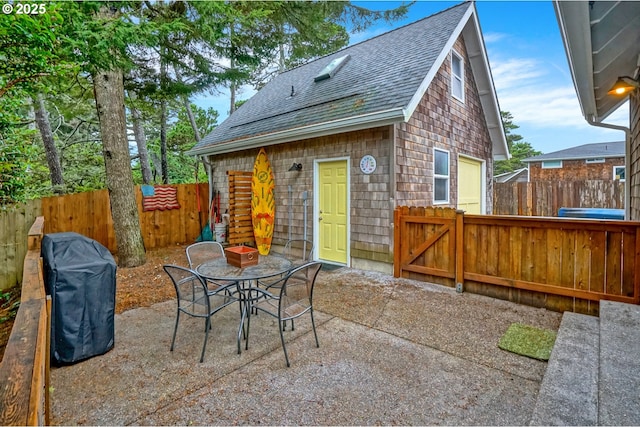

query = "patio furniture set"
[[162, 240, 321, 367]]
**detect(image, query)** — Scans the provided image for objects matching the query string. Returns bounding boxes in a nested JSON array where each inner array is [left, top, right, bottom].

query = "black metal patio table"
[[196, 254, 298, 354]]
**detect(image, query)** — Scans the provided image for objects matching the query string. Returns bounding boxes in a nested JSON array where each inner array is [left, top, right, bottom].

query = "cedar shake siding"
[[395, 36, 493, 211], [630, 92, 640, 220], [207, 127, 394, 264], [529, 157, 625, 181]]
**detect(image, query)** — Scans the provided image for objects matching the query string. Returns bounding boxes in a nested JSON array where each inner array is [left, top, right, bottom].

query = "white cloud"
[[483, 32, 507, 44], [490, 56, 590, 128], [498, 86, 587, 128]]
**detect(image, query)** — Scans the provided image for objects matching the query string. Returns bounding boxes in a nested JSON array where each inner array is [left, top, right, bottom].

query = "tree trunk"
[[160, 100, 168, 184], [278, 42, 286, 73], [229, 25, 236, 115], [130, 102, 153, 184], [150, 152, 163, 182], [34, 93, 65, 193], [229, 81, 236, 115], [173, 67, 201, 142], [159, 47, 169, 184], [93, 69, 146, 267], [184, 101, 201, 142]]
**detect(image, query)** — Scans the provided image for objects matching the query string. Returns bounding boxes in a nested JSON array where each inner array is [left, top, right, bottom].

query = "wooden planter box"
[[225, 246, 259, 268]]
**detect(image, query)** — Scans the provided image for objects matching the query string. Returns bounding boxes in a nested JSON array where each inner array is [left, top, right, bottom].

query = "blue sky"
[[194, 1, 629, 155]]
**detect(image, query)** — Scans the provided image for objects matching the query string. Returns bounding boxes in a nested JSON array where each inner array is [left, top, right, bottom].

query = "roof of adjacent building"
[[189, 1, 508, 159], [494, 167, 528, 183], [523, 141, 625, 163]]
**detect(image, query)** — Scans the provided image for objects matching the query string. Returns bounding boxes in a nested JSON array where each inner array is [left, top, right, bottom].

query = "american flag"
[[142, 185, 181, 211]]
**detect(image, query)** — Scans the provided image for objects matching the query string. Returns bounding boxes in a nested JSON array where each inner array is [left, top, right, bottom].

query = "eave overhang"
[[187, 108, 405, 157]]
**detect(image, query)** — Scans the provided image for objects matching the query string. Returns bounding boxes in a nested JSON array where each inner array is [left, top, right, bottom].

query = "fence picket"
[[0, 200, 41, 290], [493, 180, 624, 216], [0, 185, 206, 290], [395, 206, 640, 313]]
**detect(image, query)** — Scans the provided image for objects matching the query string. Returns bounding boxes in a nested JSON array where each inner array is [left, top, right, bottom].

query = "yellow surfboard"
[[251, 148, 275, 255]]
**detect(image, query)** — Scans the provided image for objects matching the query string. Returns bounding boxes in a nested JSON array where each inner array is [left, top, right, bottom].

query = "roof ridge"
[[278, 1, 471, 77]]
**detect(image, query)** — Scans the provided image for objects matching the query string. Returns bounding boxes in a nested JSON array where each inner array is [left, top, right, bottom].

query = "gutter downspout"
[[199, 155, 214, 212], [586, 115, 631, 220]]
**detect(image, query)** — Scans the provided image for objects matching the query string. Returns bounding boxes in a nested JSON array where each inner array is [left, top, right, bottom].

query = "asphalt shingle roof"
[[193, 2, 473, 152], [523, 141, 625, 162]]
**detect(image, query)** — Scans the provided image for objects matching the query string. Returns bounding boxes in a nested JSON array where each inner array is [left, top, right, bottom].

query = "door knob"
[[319, 216, 323, 221]]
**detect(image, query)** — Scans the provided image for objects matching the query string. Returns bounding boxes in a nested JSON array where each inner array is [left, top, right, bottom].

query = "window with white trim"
[[451, 50, 464, 102], [434, 148, 450, 203], [541, 160, 562, 169], [586, 158, 605, 164], [614, 165, 625, 181]]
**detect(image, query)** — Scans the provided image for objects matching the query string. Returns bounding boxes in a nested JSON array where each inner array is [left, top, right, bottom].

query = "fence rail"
[[0, 217, 49, 425], [394, 206, 640, 314]]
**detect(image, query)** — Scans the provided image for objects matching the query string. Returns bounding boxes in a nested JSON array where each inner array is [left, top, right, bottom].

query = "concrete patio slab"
[[50, 268, 562, 425]]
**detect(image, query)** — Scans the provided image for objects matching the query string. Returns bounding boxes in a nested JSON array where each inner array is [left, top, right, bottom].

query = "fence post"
[[393, 207, 400, 278], [635, 226, 640, 304], [455, 209, 464, 291]]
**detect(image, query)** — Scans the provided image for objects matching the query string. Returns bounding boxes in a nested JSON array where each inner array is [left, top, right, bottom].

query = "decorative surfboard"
[[251, 148, 275, 255]]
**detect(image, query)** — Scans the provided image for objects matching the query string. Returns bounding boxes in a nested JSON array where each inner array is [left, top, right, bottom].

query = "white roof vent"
[[314, 54, 350, 82]]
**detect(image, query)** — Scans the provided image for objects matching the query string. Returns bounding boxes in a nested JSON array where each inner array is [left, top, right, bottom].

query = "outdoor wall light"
[[607, 76, 640, 96], [288, 162, 302, 171]]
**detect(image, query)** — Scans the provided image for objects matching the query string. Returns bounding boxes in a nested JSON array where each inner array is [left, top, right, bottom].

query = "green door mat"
[[498, 323, 557, 361]]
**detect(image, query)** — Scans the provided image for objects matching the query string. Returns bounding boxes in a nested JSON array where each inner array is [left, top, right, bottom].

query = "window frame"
[[451, 50, 464, 102], [585, 158, 605, 164], [433, 148, 450, 204], [614, 165, 626, 182], [541, 160, 563, 169]]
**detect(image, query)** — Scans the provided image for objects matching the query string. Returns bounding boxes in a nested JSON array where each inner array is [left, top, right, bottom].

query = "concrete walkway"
[[531, 300, 640, 426], [50, 268, 562, 425]]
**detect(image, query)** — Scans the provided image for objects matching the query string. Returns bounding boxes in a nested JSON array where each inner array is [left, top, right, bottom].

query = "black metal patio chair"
[[257, 239, 314, 293], [186, 241, 237, 297], [244, 261, 322, 367], [186, 241, 226, 268], [282, 239, 314, 262], [162, 265, 238, 362]]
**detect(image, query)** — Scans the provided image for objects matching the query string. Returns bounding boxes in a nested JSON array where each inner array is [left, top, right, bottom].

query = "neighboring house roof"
[[554, 1, 640, 122], [523, 141, 625, 163], [189, 2, 508, 160], [494, 168, 528, 183]]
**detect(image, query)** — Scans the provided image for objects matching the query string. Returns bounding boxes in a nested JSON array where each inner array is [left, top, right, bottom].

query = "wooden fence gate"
[[394, 206, 640, 314], [393, 206, 462, 284]]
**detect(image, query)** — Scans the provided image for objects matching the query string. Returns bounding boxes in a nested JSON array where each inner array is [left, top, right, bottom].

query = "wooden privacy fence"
[[493, 180, 625, 216], [0, 200, 42, 291], [41, 183, 209, 254], [0, 184, 208, 290], [0, 217, 50, 425], [394, 206, 640, 314]]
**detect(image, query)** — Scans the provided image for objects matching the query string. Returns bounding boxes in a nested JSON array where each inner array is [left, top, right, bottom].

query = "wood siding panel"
[[629, 91, 640, 220], [395, 36, 493, 212], [207, 127, 394, 264], [529, 157, 625, 181]]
